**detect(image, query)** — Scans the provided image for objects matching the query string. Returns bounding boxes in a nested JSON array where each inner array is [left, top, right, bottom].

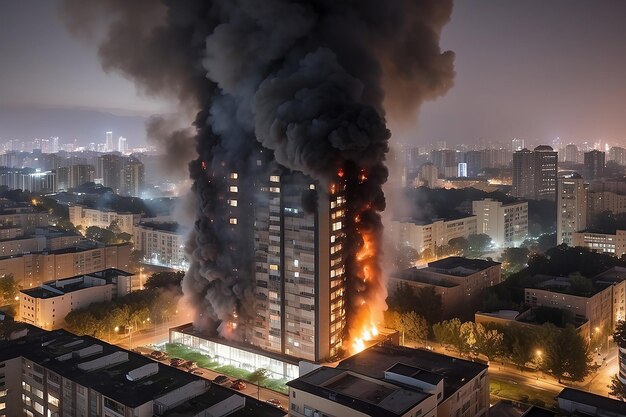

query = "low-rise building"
[[134, 221, 187, 270], [475, 309, 590, 340], [389, 257, 501, 320], [69, 204, 141, 235], [390, 215, 477, 256], [572, 229, 626, 257], [0, 329, 283, 417], [0, 200, 49, 237], [0, 227, 83, 257], [19, 268, 133, 330], [557, 387, 626, 416], [0, 242, 131, 288], [524, 275, 614, 333], [472, 198, 528, 247], [288, 343, 489, 417]]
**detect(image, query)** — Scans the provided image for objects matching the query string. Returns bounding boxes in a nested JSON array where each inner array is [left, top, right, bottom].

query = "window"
[[33, 387, 43, 399], [229, 218, 237, 225], [48, 393, 59, 407], [229, 186, 238, 193]]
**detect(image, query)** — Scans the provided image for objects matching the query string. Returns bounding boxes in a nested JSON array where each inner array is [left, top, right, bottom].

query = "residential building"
[[511, 138, 524, 152], [557, 173, 587, 245], [417, 163, 439, 188], [0, 201, 48, 236], [571, 229, 626, 256], [97, 153, 124, 192], [0, 228, 82, 257], [0, 329, 283, 417], [463, 151, 483, 177], [430, 149, 458, 175], [56, 164, 95, 190], [557, 388, 626, 416], [251, 171, 346, 361], [69, 205, 140, 235], [389, 257, 501, 319], [19, 268, 133, 330], [512, 146, 558, 201], [390, 215, 477, 257], [472, 198, 528, 247], [287, 343, 489, 417], [584, 150, 606, 180], [133, 221, 186, 270], [0, 167, 56, 193], [0, 243, 131, 288], [524, 275, 614, 333], [105, 130, 114, 151], [563, 144, 580, 163], [122, 157, 144, 197], [609, 146, 626, 166], [512, 148, 535, 199]]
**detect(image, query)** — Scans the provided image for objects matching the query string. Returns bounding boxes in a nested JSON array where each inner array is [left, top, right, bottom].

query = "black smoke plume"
[[60, 0, 454, 342]]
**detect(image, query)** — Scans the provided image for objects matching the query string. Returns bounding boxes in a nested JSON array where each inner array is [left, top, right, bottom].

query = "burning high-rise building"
[[61, 0, 455, 360]]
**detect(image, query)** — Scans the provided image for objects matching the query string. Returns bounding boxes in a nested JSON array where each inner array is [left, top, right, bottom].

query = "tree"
[[107, 220, 122, 235], [544, 325, 591, 382], [614, 320, 626, 349], [413, 286, 443, 325], [448, 237, 469, 256], [474, 323, 504, 361], [537, 233, 557, 253], [248, 368, 270, 400], [86, 226, 116, 245], [467, 234, 492, 254], [396, 246, 419, 270], [0, 274, 19, 305], [609, 375, 626, 400], [433, 319, 467, 355], [400, 312, 429, 345], [144, 271, 184, 291], [500, 247, 530, 272], [388, 282, 416, 313]]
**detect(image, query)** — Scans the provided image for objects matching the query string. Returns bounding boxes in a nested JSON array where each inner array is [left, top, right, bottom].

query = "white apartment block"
[[19, 269, 132, 330], [288, 344, 489, 417], [390, 215, 477, 255], [69, 205, 140, 235], [572, 230, 626, 257], [472, 198, 528, 247], [557, 174, 587, 245], [133, 222, 186, 269]]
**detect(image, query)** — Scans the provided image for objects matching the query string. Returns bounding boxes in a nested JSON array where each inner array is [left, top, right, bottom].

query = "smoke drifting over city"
[[60, 0, 454, 347]]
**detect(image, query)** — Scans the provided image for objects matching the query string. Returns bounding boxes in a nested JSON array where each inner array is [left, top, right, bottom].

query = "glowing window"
[[229, 218, 237, 225], [230, 173, 238, 179], [229, 186, 238, 193]]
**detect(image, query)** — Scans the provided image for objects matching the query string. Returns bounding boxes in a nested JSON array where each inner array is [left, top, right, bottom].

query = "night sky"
[[1, 0, 626, 146]]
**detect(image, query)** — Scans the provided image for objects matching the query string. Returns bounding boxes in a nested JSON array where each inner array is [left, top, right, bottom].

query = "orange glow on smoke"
[[337, 168, 345, 178], [201, 160, 207, 170]]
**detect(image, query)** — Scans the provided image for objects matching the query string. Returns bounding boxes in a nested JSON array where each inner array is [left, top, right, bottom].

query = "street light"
[[535, 349, 543, 379]]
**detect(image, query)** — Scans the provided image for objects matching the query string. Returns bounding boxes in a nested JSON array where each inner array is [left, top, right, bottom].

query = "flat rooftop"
[[527, 274, 608, 297], [162, 385, 285, 417], [427, 256, 500, 276], [558, 387, 626, 415], [393, 268, 459, 288], [0, 330, 202, 408], [21, 268, 133, 299], [337, 343, 487, 401], [288, 366, 429, 417], [138, 221, 180, 233], [393, 215, 476, 226], [0, 242, 130, 260]]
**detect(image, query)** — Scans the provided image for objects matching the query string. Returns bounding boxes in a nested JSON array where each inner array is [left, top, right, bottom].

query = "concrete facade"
[[472, 198, 528, 247]]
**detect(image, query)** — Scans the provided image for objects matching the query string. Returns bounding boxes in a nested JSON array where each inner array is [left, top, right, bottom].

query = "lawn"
[[490, 378, 558, 409], [164, 343, 289, 394]]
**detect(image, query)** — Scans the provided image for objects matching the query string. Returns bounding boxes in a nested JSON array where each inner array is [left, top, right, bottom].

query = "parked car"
[[149, 351, 168, 360], [170, 358, 185, 367], [230, 379, 247, 390], [189, 369, 203, 375], [183, 360, 197, 370], [266, 399, 282, 408], [213, 375, 231, 386]]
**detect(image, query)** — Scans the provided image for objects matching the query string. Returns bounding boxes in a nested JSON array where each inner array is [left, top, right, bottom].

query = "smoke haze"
[[60, 0, 454, 348]]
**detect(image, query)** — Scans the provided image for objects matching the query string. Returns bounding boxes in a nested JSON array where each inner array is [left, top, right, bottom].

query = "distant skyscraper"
[[457, 162, 468, 177], [118, 136, 127, 154], [89, 142, 96, 151], [430, 149, 457, 175], [533, 145, 558, 201], [609, 146, 626, 166], [418, 163, 439, 188], [511, 138, 524, 152], [557, 173, 587, 246], [512, 148, 535, 199], [463, 151, 483, 177], [105, 131, 114, 152], [97, 143, 107, 152], [584, 150, 606, 180], [564, 144, 579, 163], [51, 136, 59, 153], [513, 146, 558, 201]]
